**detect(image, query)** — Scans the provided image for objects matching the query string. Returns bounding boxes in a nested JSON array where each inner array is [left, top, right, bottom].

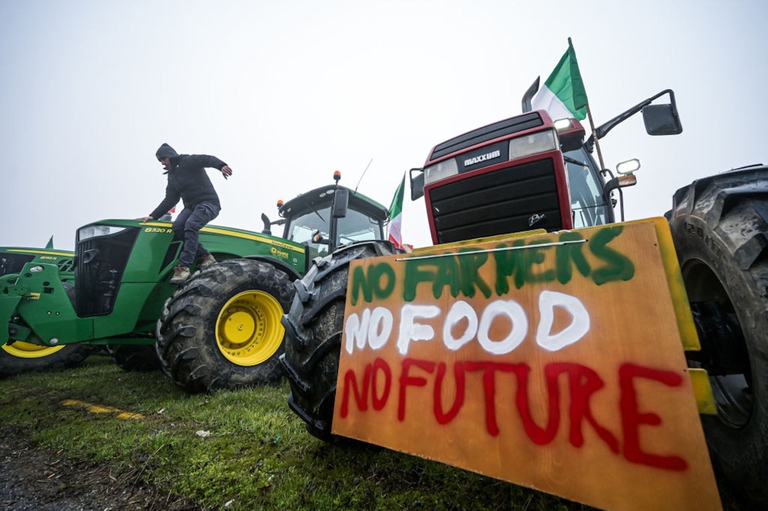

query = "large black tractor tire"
[[667, 169, 768, 509], [156, 259, 294, 393], [0, 282, 94, 378], [280, 241, 401, 440], [106, 344, 160, 372]]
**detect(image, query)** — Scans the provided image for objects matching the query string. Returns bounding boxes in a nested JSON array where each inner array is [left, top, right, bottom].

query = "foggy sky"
[[1, 0, 765, 250]]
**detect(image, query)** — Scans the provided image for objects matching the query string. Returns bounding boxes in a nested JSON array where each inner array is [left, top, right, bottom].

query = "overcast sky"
[[1, 0, 766, 251]]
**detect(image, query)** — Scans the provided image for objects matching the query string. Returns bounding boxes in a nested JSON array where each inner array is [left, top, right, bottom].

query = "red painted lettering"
[[339, 357, 688, 472], [434, 362, 466, 424], [619, 363, 687, 470], [513, 363, 560, 444], [547, 363, 619, 453], [398, 358, 435, 421], [464, 362, 519, 436], [371, 358, 392, 411], [340, 364, 372, 417]]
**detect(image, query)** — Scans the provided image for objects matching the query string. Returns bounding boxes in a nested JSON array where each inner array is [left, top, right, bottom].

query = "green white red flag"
[[531, 38, 589, 121], [387, 173, 405, 249]]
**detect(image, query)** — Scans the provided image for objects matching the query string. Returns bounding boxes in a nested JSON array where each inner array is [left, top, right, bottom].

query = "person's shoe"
[[198, 254, 217, 269], [170, 265, 190, 284]]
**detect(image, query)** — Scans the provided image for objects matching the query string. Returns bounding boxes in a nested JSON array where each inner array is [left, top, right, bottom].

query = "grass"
[[0, 353, 738, 510]]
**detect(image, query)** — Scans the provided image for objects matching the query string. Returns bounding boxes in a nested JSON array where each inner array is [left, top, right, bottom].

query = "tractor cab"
[[275, 172, 389, 260]]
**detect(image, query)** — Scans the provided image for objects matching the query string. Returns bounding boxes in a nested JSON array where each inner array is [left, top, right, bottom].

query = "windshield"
[[286, 206, 331, 257], [285, 205, 383, 258], [563, 147, 613, 228], [337, 208, 383, 245]]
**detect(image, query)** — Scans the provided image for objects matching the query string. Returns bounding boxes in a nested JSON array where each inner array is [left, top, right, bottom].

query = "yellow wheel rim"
[[216, 290, 285, 367], [2, 341, 65, 359]]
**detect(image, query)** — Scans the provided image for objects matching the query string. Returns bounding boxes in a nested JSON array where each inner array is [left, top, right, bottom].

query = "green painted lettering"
[[350, 262, 396, 305], [556, 232, 591, 285], [458, 249, 492, 299], [369, 263, 396, 299], [350, 265, 372, 306], [590, 226, 635, 285], [404, 259, 438, 302], [433, 256, 461, 299], [494, 239, 526, 295], [523, 240, 556, 285]]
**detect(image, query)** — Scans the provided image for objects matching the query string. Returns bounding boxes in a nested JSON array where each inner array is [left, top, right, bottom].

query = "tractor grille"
[[429, 158, 563, 244], [429, 112, 544, 162], [75, 227, 139, 316]]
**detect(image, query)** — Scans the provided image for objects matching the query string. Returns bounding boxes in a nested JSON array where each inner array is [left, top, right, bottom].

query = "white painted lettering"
[[443, 300, 478, 351], [397, 304, 441, 355], [536, 291, 590, 351], [477, 300, 528, 355]]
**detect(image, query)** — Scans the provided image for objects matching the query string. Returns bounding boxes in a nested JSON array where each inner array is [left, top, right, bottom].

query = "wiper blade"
[[564, 156, 587, 167]]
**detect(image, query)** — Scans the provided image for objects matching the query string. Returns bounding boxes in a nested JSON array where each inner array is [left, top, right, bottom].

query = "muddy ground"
[[0, 429, 202, 511]]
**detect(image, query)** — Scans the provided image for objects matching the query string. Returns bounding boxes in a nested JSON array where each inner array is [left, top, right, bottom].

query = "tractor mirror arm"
[[586, 89, 679, 150]]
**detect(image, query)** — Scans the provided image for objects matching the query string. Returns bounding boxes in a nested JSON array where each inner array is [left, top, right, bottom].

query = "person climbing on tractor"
[[141, 143, 233, 284]]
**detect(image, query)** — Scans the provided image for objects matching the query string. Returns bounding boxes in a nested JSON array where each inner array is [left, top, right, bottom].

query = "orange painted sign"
[[332, 218, 720, 511]]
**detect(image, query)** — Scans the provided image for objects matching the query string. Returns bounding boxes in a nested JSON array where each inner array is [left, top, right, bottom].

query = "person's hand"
[[221, 165, 232, 179], [139, 216, 154, 222]]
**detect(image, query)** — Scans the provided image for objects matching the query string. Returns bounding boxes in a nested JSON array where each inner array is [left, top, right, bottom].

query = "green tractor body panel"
[[0, 247, 74, 282], [1, 219, 307, 348]]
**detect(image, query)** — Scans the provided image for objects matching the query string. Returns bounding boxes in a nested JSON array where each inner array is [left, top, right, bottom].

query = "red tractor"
[[281, 89, 767, 509]]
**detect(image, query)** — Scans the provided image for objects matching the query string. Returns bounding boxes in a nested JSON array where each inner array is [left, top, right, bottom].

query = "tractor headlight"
[[508, 129, 558, 161], [78, 225, 128, 241], [424, 158, 459, 186]]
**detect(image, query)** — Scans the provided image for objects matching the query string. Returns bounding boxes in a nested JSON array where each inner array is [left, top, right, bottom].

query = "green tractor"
[[0, 246, 96, 376], [156, 171, 390, 392], [0, 173, 389, 393]]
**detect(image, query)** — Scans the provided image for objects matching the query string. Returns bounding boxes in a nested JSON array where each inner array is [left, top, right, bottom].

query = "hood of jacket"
[[156, 143, 179, 161]]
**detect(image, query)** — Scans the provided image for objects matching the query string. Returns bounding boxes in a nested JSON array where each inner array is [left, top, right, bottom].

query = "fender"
[[243, 255, 304, 282]]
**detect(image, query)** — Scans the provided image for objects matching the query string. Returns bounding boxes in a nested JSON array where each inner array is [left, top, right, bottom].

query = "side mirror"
[[332, 188, 349, 218], [312, 230, 329, 245], [642, 104, 683, 136], [410, 168, 424, 200]]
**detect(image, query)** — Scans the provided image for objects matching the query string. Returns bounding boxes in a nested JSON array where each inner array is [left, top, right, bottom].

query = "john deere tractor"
[[1, 174, 389, 394], [280, 90, 768, 509], [0, 246, 97, 376]]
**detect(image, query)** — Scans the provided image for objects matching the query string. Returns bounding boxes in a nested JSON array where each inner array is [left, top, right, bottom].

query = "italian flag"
[[531, 38, 589, 121], [387, 173, 405, 250]]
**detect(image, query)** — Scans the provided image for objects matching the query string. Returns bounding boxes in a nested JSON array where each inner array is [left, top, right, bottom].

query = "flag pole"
[[566, 36, 605, 171], [585, 104, 605, 170]]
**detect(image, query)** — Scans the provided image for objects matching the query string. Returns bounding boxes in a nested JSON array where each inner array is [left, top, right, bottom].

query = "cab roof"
[[279, 184, 389, 222]]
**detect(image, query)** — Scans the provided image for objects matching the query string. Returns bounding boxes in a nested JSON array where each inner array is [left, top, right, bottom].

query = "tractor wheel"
[[105, 344, 160, 372], [0, 282, 94, 378], [667, 170, 768, 508], [0, 340, 94, 377], [156, 258, 293, 393], [280, 241, 401, 440]]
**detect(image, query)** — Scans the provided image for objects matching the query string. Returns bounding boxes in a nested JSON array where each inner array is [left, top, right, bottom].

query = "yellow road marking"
[[61, 399, 144, 420]]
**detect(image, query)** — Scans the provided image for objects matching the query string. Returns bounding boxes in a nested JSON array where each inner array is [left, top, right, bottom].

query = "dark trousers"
[[172, 202, 220, 267]]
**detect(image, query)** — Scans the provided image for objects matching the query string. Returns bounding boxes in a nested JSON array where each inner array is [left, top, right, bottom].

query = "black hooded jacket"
[[150, 143, 228, 220]]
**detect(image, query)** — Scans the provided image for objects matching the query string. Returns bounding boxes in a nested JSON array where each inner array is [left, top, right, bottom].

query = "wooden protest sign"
[[332, 218, 721, 511]]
